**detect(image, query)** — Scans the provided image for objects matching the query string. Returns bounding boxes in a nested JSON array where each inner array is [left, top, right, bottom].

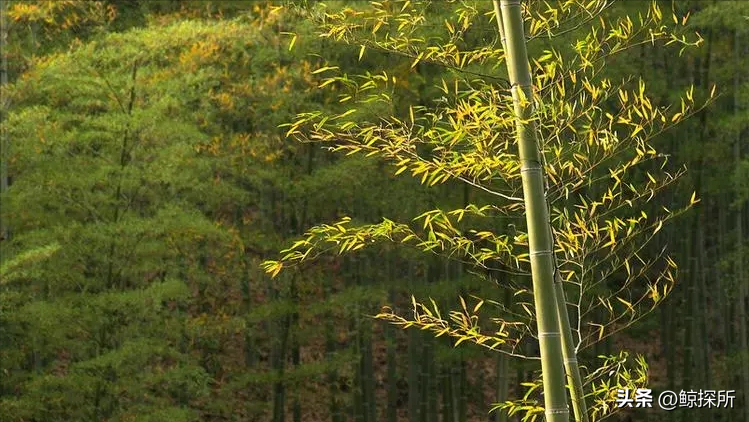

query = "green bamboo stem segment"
[[493, 3, 588, 421], [554, 273, 589, 422], [493, 1, 569, 421], [733, 29, 749, 422], [0, 2, 10, 241]]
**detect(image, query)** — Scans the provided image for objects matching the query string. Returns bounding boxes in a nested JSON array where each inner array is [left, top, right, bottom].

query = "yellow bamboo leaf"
[[270, 263, 283, 278], [445, 20, 454, 34], [411, 52, 423, 69], [617, 297, 633, 310], [473, 300, 484, 313], [312, 66, 339, 75]]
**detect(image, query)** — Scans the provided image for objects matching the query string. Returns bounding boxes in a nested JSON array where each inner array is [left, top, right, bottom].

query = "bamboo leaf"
[[617, 297, 633, 310], [653, 220, 663, 234], [312, 66, 339, 75], [473, 300, 484, 313]]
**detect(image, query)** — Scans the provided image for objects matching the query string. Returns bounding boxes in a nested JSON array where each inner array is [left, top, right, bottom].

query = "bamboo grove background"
[[0, 1, 747, 422]]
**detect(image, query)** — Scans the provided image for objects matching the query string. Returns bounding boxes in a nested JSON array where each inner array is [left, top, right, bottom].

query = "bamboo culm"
[[493, 2, 570, 421]]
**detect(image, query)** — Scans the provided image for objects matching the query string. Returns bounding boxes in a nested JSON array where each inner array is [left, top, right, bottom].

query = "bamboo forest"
[[0, 1, 748, 421]]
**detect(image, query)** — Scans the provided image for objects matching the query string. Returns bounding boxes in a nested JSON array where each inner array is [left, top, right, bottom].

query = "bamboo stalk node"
[[545, 408, 570, 415], [519, 166, 542, 173], [537, 332, 561, 338], [529, 250, 553, 257], [510, 84, 531, 90]]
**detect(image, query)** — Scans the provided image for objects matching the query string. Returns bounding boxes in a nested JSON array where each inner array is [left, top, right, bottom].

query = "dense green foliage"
[[0, 1, 747, 422]]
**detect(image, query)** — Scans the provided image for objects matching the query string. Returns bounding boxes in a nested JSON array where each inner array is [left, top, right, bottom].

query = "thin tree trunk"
[[493, 2, 569, 421], [385, 284, 398, 422], [425, 274, 438, 422], [0, 2, 9, 242], [353, 303, 364, 422], [0, 2, 11, 402], [495, 288, 513, 422], [450, 363, 460, 422], [457, 186, 469, 422], [682, 209, 697, 422], [475, 353, 485, 417], [272, 277, 291, 422], [290, 274, 301, 422], [515, 361, 527, 411], [459, 359, 467, 422], [693, 212, 710, 421], [495, 353, 509, 422], [733, 29, 749, 422], [661, 292, 675, 391], [325, 285, 343, 422], [419, 264, 431, 422], [362, 323, 376, 422], [715, 194, 729, 354], [697, 214, 711, 386], [659, 47, 678, 394], [682, 23, 713, 422], [242, 261, 257, 368], [408, 263, 422, 422], [675, 226, 693, 393], [287, 130, 317, 422], [441, 365, 452, 422], [419, 332, 431, 422]]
